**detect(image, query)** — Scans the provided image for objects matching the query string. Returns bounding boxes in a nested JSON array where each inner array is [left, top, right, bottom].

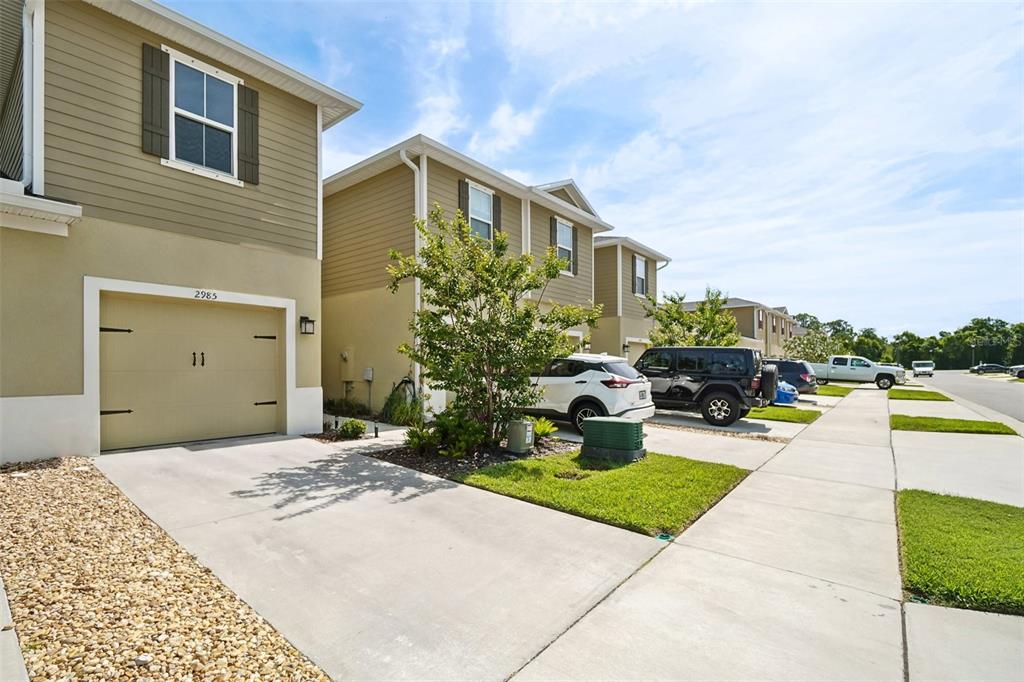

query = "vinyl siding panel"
[[43, 1, 319, 256], [322, 163, 415, 295], [425, 158, 522, 255], [733, 306, 756, 338], [530, 203, 593, 306], [621, 246, 655, 319], [593, 246, 618, 313]]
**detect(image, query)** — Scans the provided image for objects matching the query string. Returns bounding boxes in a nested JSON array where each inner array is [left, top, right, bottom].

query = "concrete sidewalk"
[[516, 385, 906, 681]]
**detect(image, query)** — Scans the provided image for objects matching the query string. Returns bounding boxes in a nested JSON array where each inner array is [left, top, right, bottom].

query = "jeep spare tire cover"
[[760, 363, 779, 400]]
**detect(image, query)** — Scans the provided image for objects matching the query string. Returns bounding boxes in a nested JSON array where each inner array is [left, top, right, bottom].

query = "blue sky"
[[165, 0, 1023, 337]]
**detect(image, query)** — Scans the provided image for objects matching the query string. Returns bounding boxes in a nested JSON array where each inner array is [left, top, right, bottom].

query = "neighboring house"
[[0, 0, 360, 461], [320, 134, 615, 413], [680, 297, 797, 356], [591, 236, 671, 362]]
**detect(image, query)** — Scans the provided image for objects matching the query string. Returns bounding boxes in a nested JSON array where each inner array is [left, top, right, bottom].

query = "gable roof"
[[593, 236, 671, 264], [534, 179, 600, 218], [679, 297, 794, 316], [84, 0, 361, 129], [323, 134, 616, 233]]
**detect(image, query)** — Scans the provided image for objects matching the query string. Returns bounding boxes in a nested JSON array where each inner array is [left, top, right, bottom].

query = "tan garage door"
[[100, 293, 282, 450]]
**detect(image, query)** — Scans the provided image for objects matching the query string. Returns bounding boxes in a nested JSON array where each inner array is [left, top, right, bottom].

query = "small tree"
[[643, 287, 740, 347], [782, 329, 848, 363], [387, 204, 600, 444]]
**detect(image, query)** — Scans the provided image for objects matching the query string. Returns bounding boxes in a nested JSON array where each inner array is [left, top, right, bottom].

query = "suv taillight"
[[800, 373, 811, 382], [601, 376, 633, 389], [751, 376, 761, 391]]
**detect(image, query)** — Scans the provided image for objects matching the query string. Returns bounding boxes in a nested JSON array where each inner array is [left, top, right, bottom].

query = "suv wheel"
[[572, 401, 605, 434], [876, 375, 894, 389], [701, 392, 741, 427]]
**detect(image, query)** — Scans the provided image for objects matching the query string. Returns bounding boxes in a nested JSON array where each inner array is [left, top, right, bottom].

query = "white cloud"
[[468, 102, 545, 158]]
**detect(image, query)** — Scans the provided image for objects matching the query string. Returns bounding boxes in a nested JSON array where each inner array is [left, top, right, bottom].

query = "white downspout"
[[399, 148, 432, 412], [616, 244, 622, 318], [28, 0, 44, 194], [315, 106, 323, 260]]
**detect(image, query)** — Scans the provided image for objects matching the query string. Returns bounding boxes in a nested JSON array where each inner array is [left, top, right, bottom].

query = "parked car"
[[763, 358, 818, 394], [911, 360, 935, 377], [1008, 364, 1024, 378], [634, 346, 777, 427], [809, 355, 906, 389], [526, 353, 655, 432], [970, 363, 1006, 374]]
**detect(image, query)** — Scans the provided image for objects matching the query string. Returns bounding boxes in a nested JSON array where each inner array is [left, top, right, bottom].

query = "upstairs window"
[[634, 255, 648, 295], [758, 309, 764, 329], [170, 50, 239, 178], [468, 183, 494, 239], [772, 315, 777, 333], [556, 218, 573, 270]]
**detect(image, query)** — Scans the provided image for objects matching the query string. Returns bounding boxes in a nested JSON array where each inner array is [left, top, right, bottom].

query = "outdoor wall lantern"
[[299, 316, 316, 335]]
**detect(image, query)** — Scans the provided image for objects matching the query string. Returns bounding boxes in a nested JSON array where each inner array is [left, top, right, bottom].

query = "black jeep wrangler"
[[634, 346, 778, 426]]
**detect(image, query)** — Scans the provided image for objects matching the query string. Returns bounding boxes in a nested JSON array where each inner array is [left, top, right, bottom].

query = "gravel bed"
[[0, 457, 327, 681], [648, 421, 791, 444], [365, 438, 578, 479]]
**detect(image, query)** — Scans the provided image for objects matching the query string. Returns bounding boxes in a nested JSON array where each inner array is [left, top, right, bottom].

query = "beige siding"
[[425, 158, 522, 255], [549, 188, 574, 205], [593, 246, 618, 313], [322, 164, 415, 296], [620, 246, 655, 319], [733, 306, 756, 338], [43, 1, 319, 256], [530, 203, 594, 306]]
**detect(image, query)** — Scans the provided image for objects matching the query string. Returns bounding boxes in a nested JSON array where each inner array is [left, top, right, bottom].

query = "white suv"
[[911, 360, 935, 377], [526, 353, 655, 432]]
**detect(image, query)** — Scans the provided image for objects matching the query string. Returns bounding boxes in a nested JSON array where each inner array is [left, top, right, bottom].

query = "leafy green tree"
[[891, 331, 930, 365], [1005, 323, 1024, 366], [793, 313, 822, 332], [642, 287, 740, 347], [852, 328, 887, 361], [387, 204, 600, 443], [782, 329, 848, 363], [824, 319, 856, 349]]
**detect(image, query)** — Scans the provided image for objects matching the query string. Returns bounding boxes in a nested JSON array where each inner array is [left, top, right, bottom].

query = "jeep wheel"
[[572, 401, 605, 434], [701, 392, 741, 427], [876, 375, 894, 389]]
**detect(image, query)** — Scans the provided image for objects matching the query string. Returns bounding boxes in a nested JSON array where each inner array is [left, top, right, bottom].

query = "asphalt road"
[[918, 370, 1024, 422]]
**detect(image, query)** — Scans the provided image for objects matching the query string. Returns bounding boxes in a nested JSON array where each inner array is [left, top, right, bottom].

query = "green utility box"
[[581, 417, 646, 462]]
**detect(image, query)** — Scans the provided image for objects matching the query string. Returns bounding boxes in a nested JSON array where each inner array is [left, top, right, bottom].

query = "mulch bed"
[[365, 438, 579, 479]]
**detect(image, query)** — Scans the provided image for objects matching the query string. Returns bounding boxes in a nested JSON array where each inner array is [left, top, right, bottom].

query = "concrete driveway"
[[94, 436, 660, 681]]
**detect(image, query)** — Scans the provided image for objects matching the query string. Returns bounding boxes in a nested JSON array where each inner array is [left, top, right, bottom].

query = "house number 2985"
[[194, 290, 218, 300]]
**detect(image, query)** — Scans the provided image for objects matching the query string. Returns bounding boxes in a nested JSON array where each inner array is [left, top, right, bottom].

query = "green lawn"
[[898, 490, 1024, 615], [888, 388, 952, 401], [457, 452, 746, 536], [816, 384, 854, 397], [890, 415, 1017, 435], [748, 406, 821, 423]]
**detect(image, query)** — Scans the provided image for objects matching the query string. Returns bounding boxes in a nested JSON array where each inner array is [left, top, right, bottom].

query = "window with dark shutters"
[[631, 251, 637, 294], [237, 85, 259, 184], [492, 194, 501, 233], [141, 44, 170, 158], [571, 224, 578, 275]]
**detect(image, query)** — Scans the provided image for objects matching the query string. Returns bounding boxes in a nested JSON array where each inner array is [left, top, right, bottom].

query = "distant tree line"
[[787, 314, 1024, 369]]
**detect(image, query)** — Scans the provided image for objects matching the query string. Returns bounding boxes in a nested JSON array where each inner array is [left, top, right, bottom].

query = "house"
[[320, 135, 616, 413], [590, 236, 671, 362], [0, 0, 360, 461], [680, 297, 797, 356]]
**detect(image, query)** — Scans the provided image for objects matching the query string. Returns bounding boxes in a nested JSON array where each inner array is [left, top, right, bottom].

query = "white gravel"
[[0, 457, 328, 681]]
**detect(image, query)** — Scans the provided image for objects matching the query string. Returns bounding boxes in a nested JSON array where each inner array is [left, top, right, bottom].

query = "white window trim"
[[163, 44, 244, 187], [466, 179, 494, 240], [555, 216, 574, 275], [634, 254, 647, 298]]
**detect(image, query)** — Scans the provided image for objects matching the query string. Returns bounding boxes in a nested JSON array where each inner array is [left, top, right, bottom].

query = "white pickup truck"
[[809, 355, 906, 389]]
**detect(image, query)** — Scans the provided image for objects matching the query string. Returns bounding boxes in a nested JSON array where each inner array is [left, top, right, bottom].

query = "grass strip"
[[457, 451, 746, 536], [890, 415, 1017, 435], [816, 384, 854, 397], [748, 406, 821, 423], [888, 388, 952, 401], [898, 490, 1024, 615]]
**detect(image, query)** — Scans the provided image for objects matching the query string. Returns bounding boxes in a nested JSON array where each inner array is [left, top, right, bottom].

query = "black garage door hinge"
[[100, 409, 133, 415], [100, 327, 133, 333], [254, 401, 277, 406]]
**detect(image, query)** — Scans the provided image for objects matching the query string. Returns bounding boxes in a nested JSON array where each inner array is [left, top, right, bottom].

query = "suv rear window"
[[677, 350, 707, 372], [602, 361, 642, 379], [766, 360, 801, 372], [709, 350, 747, 375], [637, 351, 673, 372], [544, 359, 587, 377]]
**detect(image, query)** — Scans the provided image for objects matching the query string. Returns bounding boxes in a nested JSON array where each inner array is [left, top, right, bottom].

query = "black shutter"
[[571, 225, 579, 275], [141, 44, 169, 158], [237, 85, 259, 184], [549, 216, 557, 248], [458, 179, 469, 218], [631, 253, 637, 294], [644, 258, 650, 295], [492, 194, 501, 233]]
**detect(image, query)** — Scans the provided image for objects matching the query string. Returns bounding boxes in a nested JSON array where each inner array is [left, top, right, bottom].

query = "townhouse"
[[590, 236, 671, 362], [320, 135, 617, 413], [681, 297, 797, 356], [0, 0, 360, 460]]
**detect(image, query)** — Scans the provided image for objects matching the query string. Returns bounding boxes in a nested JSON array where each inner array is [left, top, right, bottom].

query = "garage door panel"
[[100, 293, 283, 450]]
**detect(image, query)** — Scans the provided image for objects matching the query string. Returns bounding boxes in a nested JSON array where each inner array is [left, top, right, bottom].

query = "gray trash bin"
[[506, 419, 535, 454]]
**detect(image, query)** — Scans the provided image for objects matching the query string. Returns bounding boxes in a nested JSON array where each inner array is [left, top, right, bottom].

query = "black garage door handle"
[[192, 352, 196, 367]]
